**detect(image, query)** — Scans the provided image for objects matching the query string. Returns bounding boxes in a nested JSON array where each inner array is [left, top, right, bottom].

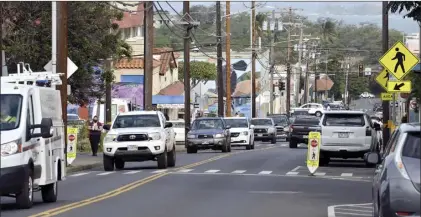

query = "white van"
[[0, 65, 65, 208], [91, 98, 132, 123]]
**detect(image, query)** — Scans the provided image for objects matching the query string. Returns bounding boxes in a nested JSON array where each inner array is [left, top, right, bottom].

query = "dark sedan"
[[185, 118, 231, 153], [288, 115, 321, 148]]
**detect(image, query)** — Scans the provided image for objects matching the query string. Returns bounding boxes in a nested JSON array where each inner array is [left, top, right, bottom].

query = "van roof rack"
[[1, 62, 63, 87]]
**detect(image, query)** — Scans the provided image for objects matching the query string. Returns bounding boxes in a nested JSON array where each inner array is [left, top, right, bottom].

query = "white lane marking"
[[341, 173, 353, 177], [258, 171, 272, 175], [291, 166, 301, 172], [123, 171, 142, 175], [178, 169, 193, 173], [152, 170, 167, 173], [286, 171, 299, 175], [232, 170, 246, 174], [69, 172, 90, 177], [97, 172, 115, 176], [205, 170, 220, 173], [281, 144, 287, 147], [348, 205, 373, 209], [249, 191, 301, 194], [335, 208, 372, 213], [267, 144, 274, 147], [315, 172, 326, 176], [334, 212, 371, 216], [328, 203, 373, 217], [327, 206, 335, 217]]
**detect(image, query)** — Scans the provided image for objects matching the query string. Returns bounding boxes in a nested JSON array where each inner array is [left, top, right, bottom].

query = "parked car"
[[319, 111, 381, 166], [223, 117, 255, 150], [185, 117, 231, 153], [168, 120, 185, 145], [267, 114, 290, 141], [250, 118, 277, 144], [292, 103, 325, 117], [366, 123, 420, 217], [288, 115, 321, 148]]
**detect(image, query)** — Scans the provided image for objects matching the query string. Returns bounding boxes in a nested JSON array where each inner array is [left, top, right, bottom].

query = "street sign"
[[378, 41, 420, 81], [307, 131, 321, 174], [387, 81, 412, 93], [67, 127, 78, 165], [381, 93, 393, 101], [44, 57, 79, 79], [375, 69, 389, 91]]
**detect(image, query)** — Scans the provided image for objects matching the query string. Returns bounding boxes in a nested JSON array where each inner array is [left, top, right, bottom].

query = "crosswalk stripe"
[[152, 170, 167, 173], [281, 144, 287, 147], [123, 171, 142, 175], [232, 170, 246, 174], [97, 172, 115, 176], [178, 169, 193, 173], [314, 172, 326, 176], [286, 171, 299, 175], [205, 170, 220, 173], [341, 173, 353, 177], [69, 172, 90, 177], [267, 144, 274, 147], [258, 171, 272, 175]]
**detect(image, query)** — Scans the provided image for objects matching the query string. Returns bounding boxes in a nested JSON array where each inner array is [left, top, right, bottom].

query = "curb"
[[66, 162, 103, 174]]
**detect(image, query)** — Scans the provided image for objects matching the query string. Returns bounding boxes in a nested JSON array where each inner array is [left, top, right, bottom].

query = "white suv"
[[292, 103, 325, 117], [223, 117, 255, 150], [319, 111, 381, 166], [102, 111, 176, 170]]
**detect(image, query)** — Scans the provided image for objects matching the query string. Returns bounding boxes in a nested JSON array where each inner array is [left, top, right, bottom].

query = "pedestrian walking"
[[88, 116, 103, 156]]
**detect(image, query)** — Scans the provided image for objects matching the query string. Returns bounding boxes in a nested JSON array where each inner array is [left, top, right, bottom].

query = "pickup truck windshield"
[[192, 119, 224, 130], [224, 119, 248, 128], [112, 115, 161, 128], [251, 119, 272, 126], [0, 94, 23, 131]]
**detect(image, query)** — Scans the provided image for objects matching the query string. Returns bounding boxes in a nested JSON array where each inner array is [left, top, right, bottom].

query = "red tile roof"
[[316, 76, 334, 91], [114, 58, 161, 69], [158, 81, 184, 95], [113, 3, 144, 29]]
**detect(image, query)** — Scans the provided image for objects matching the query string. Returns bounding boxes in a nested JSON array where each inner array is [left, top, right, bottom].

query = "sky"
[[160, 1, 419, 34]]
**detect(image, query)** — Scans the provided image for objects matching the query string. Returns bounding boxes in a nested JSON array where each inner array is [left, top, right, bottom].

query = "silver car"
[[366, 123, 420, 217]]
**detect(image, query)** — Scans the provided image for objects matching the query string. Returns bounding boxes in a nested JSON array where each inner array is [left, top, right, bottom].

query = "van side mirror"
[[103, 124, 111, 131], [30, 118, 54, 139], [165, 122, 173, 128]]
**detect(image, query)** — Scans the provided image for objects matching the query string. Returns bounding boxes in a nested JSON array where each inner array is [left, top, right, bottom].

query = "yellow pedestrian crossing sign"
[[379, 41, 420, 81], [375, 69, 389, 91], [387, 80, 412, 93]]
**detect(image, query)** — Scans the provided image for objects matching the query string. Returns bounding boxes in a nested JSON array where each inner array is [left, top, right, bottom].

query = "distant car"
[[186, 117, 231, 153], [360, 92, 375, 98], [223, 117, 255, 150], [319, 111, 381, 166], [168, 120, 185, 145], [250, 118, 277, 144], [367, 123, 420, 217], [292, 103, 325, 117], [288, 115, 321, 148], [267, 114, 290, 141]]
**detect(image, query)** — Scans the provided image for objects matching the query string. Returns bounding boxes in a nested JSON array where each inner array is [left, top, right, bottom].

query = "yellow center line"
[[29, 146, 275, 217]]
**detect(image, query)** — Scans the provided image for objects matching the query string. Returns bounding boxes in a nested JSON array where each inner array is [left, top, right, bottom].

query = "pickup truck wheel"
[[157, 149, 168, 169], [41, 182, 58, 203], [167, 145, 176, 167], [289, 139, 298, 148], [16, 168, 33, 209], [115, 159, 125, 170], [271, 136, 276, 144], [186, 146, 197, 154], [315, 111, 322, 117], [103, 154, 115, 171]]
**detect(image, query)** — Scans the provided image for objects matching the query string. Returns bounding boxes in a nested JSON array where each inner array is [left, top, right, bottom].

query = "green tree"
[[3, 2, 131, 106], [388, 1, 421, 23], [178, 61, 217, 88]]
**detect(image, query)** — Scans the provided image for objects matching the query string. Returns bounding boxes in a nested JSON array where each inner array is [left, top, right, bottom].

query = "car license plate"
[[127, 145, 137, 151], [303, 135, 308, 139], [258, 134, 263, 137], [202, 141, 210, 145], [338, 133, 349, 138]]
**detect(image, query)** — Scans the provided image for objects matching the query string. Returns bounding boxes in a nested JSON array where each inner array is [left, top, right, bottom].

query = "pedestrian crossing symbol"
[[375, 69, 390, 91], [378, 41, 420, 81], [307, 132, 321, 174]]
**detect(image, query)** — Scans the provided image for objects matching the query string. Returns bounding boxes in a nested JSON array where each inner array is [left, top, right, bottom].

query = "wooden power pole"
[[143, 1, 153, 110], [183, 1, 191, 138], [225, 1, 231, 117], [216, 1, 224, 117], [251, 1, 256, 117], [381, 1, 390, 150], [286, 7, 292, 114], [105, 59, 112, 124]]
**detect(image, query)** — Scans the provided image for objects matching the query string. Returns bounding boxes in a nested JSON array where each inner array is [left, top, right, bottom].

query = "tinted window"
[[224, 119, 248, 128], [323, 114, 365, 127], [251, 119, 273, 126], [402, 132, 420, 159], [112, 115, 161, 128], [1, 94, 23, 131], [293, 117, 320, 125], [269, 116, 288, 125], [192, 119, 224, 130], [169, 122, 185, 128]]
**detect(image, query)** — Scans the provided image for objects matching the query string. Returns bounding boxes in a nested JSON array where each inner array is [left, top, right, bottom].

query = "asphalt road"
[[1, 139, 375, 217]]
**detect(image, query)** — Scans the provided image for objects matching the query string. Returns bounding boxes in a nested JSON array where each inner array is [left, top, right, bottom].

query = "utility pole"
[[296, 24, 304, 106], [143, 1, 153, 111], [104, 59, 112, 124], [182, 1, 192, 142], [286, 7, 292, 114], [314, 55, 318, 103], [225, 1, 232, 117], [304, 57, 309, 103], [269, 10, 276, 114], [381, 1, 390, 150], [216, 1, 224, 117], [251, 1, 257, 117], [57, 1, 68, 164], [0, 2, 4, 76]]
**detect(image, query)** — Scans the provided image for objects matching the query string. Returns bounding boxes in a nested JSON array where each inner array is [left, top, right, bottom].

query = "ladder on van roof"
[[1, 62, 63, 87]]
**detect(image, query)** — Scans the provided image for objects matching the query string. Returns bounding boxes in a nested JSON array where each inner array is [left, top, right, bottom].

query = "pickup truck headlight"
[[1, 139, 21, 156], [187, 134, 196, 139], [267, 128, 274, 133], [214, 133, 224, 138], [104, 134, 117, 143], [148, 132, 161, 140], [242, 131, 248, 135]]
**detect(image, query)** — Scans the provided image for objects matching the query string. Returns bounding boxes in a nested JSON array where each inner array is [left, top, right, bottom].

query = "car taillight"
[[365, 126, 371, 136]]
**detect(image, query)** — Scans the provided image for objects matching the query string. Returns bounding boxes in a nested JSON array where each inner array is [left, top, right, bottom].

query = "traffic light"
[[358, 64, 364, 77]]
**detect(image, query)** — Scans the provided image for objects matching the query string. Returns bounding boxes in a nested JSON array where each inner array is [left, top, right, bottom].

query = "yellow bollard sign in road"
[[307, 132, 321, 174], [67, 127, 78, 165], [381, 93, 393, 101], [379, 41, 420, 81], [386, 81, 412, 93]]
